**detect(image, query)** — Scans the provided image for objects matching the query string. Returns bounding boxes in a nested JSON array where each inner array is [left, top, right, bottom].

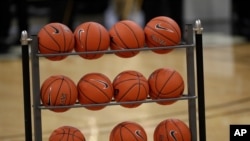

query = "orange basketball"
[[49, 126, 86, 141], [144, 16, 181, 54], [40, 75, 78, 112], [109, 20, 145, 58], [37, 22, 75, 61], [74, 22, 110, 59], [113, 70, 149, 108], [77, 72, 113, 110], [110, 121, 147, 141], [148, 67, 184, 105], [154, 118, 191, 141]]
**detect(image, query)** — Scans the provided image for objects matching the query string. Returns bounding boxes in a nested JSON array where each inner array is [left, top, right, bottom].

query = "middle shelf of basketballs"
[[35, 15, 196, 112], [38, 67, 196, 112]]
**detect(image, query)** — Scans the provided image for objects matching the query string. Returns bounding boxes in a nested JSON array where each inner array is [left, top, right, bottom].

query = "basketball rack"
[[20, 19, 206, 141]]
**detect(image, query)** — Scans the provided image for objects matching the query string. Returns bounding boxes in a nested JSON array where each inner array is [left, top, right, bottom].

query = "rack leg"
[[21, 31, 33, 141], [194, 19, 206, 141], [185, 24, 197, 141], [30, 35, 43, 141]]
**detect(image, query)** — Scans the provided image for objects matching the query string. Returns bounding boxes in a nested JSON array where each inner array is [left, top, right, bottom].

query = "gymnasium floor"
[[0, 11, 250, 141]]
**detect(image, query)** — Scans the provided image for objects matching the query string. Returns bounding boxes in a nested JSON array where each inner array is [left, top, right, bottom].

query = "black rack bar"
[[38, 95, 197, 109], [194, 19, 206, 141], [30, 35, 43, 141], [185, 24, 197, 141], [36, 44, 194, 57], [20, 31, 32, 141]]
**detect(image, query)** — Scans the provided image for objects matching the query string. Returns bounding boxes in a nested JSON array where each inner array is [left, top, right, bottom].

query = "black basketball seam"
[[85, 79, 111, 100], [39, 43, 58, 52], [165, 120, 171, 141], [146, 37, 160, 46], [112, 25, 135, 57], [151, 18, 181, 39], [72, 129, 85, 140], [114, 78, 140, 86], [66, 127, 70, 140], [78, 79, 111, 104], [116, 83, 138, 102], [120, 21, 140, 48], [154, 123, 164, 141], [145, 35, 173, 54], [120, 22, 140, 56], [124, 123, 144, 140], [38, 44, 66, 60], [146, 25, 177, 45], [114, 72, 148, 84], [141, 82, 149, 97], [97, 24, 102, 51], [119, 124, 124, 141], [84, 23, 91, 58], [84, 23, 101, 59], [61, 128, 66, 140], [56, 77, 65, 106], [63, 79, 74, 105], [114, 24, 129, 49], [171, 119, 185, 141], [59, 127, 84, 141], [58, 24, 66, 52], [136, 73, 142, 101], [85, 24, 90, 51], [90, 23, 102, 59], [43, 25, 61, 51], [153, 70, 162, 98], [159, 80, 184, 97], [77, 84, 97, 104], [111, 124, 121, 141], [158, 70, 176, 95], [124, 71, 142, 76], [41, 77, 62, 105], [67, 30, 74, 52]]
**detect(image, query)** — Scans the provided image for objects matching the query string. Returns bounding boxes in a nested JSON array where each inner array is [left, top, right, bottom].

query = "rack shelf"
[[38, 95, 197, 110], [21, 21, 206, 141]]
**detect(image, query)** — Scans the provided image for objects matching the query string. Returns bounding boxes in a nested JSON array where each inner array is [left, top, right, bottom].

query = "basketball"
[[109, 20, 145, 58], [74, 22, 110, 59], [37, 22, 75, 61], [154, 118, 191, 141], [40, 75, 78, 112], [148, 67, 184, 105], [49, 126, 86, 141], [113, 70, 149, 108], [144, 16, 181, 54], [110, 121, 147, 141], [77, 72, 113, 110]]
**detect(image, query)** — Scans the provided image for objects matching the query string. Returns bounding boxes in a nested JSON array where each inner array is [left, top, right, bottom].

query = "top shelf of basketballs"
[[37, 16, 191, 61]]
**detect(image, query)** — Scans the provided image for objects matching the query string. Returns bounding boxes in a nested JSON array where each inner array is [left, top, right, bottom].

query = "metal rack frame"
[[21, 20, 205, 141]]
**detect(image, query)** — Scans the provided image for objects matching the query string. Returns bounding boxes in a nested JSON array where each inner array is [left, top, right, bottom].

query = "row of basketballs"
[[40, 67, 184, 113], [48, 118, 191, 141], [37, 16, 182, 61]]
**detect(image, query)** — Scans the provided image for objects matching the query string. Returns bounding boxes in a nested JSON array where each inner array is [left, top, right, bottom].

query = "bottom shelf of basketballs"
[[40, 67, 193, 141]]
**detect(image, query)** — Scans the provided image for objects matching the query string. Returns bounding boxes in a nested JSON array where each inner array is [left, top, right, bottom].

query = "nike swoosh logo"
[[78, 29, 85, 48], [170, 130, 177, 141], [51, 26, 59, 34], [155, 23, 174, 32], [91, 79, 109, 89], [47, 87, 52, 105], [135, 130, 144, 139]]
